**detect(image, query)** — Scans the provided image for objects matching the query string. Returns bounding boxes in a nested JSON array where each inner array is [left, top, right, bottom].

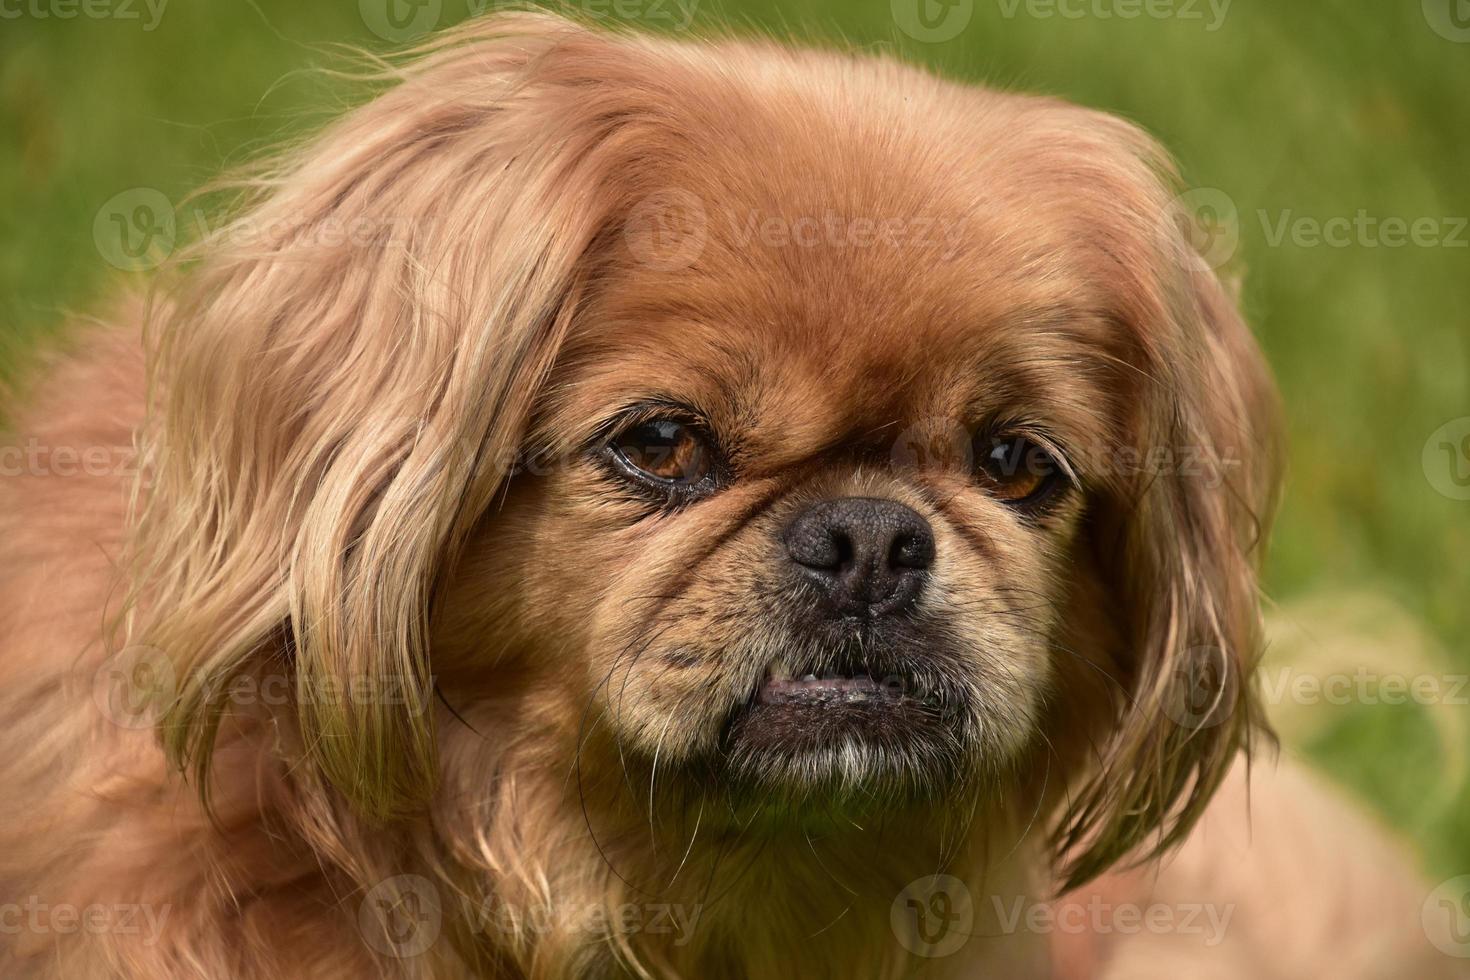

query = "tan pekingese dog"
[[0, 11, 1458, 979]]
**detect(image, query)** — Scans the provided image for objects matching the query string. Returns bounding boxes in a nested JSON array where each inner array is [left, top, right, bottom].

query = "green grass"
[[2, 0, 1466, 879]]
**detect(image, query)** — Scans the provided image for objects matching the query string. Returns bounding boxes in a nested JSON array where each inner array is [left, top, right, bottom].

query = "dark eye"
[[975, 434, 1067, 507], [610, 419, 713, 486]]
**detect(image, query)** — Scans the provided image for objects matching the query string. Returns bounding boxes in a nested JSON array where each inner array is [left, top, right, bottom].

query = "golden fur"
[[0, 12, 1454, 979]]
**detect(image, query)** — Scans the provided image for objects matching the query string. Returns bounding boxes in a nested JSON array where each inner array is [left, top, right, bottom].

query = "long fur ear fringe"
[[1047, 132, 1284, 888], [120, 11, 679, 821]]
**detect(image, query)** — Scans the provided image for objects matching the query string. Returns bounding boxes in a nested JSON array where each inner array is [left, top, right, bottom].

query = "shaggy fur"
[[0, 11, 1454, 979]]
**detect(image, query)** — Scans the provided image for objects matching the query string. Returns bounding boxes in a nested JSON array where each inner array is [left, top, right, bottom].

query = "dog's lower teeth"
[[758, 667, 915, 702]]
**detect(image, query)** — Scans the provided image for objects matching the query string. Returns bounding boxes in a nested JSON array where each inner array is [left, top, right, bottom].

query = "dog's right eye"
[[609, 419, 714, 487]]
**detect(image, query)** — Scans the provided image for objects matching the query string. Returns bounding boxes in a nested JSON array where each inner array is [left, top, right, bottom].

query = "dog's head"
[[136, 12, 1278, 893]]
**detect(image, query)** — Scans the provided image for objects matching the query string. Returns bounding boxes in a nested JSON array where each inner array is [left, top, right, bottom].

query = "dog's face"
[[141, 12, 1279, 888], [443, 161, 1126, 809]]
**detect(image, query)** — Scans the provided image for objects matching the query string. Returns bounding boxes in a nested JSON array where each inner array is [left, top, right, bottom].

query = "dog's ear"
[[131, 13, 681, 818], [1046, 113, 1283, 887]]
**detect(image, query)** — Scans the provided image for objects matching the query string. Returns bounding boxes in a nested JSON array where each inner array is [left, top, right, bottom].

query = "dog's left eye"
[[610, 419, 713, 486], [976, 434, 1068, 508]]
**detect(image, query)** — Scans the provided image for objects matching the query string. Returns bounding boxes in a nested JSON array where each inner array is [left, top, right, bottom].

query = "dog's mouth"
[[719, 651, 972, 797], [755, 662, 934, 707]]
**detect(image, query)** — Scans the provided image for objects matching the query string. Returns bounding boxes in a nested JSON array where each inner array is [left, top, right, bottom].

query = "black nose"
[[783, 497, 935, 616]]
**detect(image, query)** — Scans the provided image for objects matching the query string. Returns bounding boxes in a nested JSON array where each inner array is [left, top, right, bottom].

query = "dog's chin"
[[715, 649, 979, 808]]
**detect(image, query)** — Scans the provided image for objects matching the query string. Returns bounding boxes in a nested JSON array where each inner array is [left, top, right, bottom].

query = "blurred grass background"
[[1, 0, 1466, 879]]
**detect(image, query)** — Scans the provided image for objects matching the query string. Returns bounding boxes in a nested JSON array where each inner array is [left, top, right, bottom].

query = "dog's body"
[[0, 13, 1456, 979]]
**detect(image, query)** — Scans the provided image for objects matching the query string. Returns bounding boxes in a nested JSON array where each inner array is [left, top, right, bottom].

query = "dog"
[[0, 11, 1457, 978]]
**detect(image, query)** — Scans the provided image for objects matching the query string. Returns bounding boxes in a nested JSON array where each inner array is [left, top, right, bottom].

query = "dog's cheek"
[[925, 516, 1065, 762], [434, 472, 621, 681], [586, 525, 785, 762]]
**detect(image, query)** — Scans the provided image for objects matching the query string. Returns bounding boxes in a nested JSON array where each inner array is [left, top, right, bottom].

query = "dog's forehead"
[[550, 66, 1141, 453], [561, 248, 1116, 466]]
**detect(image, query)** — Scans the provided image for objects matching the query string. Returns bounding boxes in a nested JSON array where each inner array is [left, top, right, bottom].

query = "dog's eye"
[[975, 434, 1066, 507], [610, 419, 712, 486]]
